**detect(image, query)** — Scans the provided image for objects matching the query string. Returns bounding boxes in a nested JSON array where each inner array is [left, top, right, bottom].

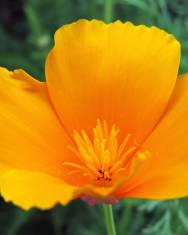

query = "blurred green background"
[[0, 0, 188, 234]]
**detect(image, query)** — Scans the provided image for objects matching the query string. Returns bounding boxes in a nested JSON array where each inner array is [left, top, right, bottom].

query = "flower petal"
[[0, 169, 75, 210], [0, 67, 75, 179], [46, 19, 180, 144], [115, 74, 188, 199]]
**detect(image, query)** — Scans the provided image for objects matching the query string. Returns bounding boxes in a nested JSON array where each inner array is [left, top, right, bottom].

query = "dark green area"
[[0, 0, 188, 234]]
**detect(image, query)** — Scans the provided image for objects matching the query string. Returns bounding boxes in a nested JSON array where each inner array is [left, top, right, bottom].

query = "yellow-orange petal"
[[46, 19, 180, 145], [115, 74, 188, 199], [0, 67, 76, 178], [0, 169, 75, 210]]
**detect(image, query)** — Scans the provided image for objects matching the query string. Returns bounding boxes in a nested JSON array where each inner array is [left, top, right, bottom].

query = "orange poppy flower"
[[0, 19, 187, 210]]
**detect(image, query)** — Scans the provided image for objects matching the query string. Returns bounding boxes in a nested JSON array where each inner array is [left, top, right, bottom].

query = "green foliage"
[[0, 0, 188, 234]]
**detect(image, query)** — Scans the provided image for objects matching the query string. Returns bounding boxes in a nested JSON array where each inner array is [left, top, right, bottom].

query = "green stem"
[[103, 204, 117, 235], [104, 0, 114, 23]]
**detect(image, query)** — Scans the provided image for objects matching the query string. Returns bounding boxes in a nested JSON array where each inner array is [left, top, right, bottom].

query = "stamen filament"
[[117, 133, 131, 157], [64, 120, 149, 186], [119, 146, 137, 163]]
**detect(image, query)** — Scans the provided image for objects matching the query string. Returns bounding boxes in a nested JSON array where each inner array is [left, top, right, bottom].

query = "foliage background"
[[0, 0, 188, 234]]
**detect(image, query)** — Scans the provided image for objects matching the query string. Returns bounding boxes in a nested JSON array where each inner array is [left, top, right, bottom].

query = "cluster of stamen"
[[63, 120, 149, 186]]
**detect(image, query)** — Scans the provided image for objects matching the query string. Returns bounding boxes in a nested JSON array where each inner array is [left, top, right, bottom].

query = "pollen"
[[64, 120, 149, 187]]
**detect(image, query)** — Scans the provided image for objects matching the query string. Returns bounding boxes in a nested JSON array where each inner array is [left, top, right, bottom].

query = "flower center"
[[64, 120, 149, 187]]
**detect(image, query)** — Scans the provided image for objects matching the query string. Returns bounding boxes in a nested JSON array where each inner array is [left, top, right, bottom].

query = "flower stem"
[[103, 204, 117, 235], [104, 0, 114, 23]]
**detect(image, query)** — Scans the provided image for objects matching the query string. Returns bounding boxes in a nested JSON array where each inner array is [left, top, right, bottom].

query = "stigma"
[[64, 120, 149, 187]]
